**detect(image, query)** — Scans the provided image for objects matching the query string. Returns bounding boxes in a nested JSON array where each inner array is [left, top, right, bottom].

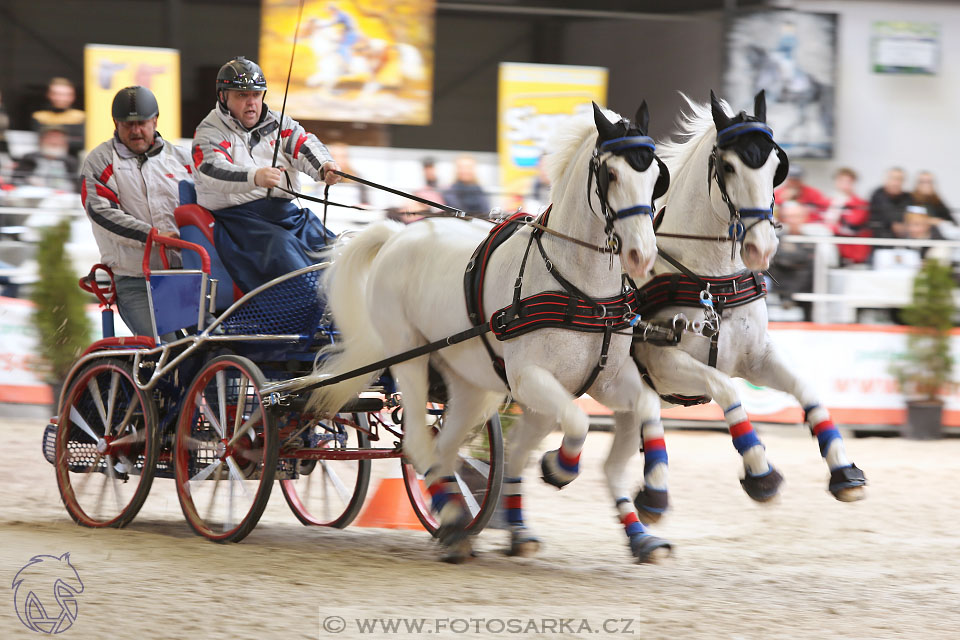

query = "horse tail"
[[304, 222, 402, 414]]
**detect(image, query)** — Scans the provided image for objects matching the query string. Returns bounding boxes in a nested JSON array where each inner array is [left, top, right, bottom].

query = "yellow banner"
[[498, 63, 608, 208], [84, 45, 181, 151], [259, 0, 435, 125]]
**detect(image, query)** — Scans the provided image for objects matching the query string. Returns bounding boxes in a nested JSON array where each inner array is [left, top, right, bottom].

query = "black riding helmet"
[[112, 86, 159, 122], [216, 56, 267, 109]]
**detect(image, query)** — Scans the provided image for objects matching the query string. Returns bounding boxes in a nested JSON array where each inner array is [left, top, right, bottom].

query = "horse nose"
[[744, 243, 772, 270], [626, 248, 656, 277]]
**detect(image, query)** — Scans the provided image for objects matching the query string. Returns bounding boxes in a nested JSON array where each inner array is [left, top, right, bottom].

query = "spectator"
[[902, 206, 950, 262], [31, 77, 85, 158], [444, 155, 490, 216], [768, 200, 830, 320], [774, 164, 829, 220], [13, 127, 78, 191], [0, 89, 9, 156], [825, 167, 871, 265], [326, 141, 370, 206], [868, 167, 911, 239], [910, 171, 951, 222], [414, 156, 444, 207]]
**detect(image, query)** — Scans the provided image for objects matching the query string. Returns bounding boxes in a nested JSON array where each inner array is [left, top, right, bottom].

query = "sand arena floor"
[[2, 417, 959, 639]]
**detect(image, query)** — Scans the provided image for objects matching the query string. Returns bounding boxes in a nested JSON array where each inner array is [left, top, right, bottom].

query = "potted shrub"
[[29, 218, 92, 410], [891, 257, 955, 439]]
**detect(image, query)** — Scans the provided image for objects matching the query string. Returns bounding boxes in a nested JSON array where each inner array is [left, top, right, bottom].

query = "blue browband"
[[728, 208, 774, 242], [716, 122, 774, 146], [600, 135, 655, 154], [616, 204, 654, 220]]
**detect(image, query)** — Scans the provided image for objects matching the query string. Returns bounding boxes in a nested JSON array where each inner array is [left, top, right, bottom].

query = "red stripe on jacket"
[[293, 134, 308, 159], [99, 164, 114, 185], [95, 184, 119, 204]]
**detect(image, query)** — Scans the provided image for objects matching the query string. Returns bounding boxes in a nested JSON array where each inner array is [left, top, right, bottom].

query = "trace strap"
[[331, 169, 464, 216]]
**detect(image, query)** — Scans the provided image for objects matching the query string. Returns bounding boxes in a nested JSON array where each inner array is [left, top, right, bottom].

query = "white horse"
[[628, 91, 866, 514], [305, 103, 667, 562]]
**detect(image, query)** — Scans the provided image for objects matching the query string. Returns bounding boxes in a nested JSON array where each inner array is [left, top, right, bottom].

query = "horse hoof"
[[634, 487, 669, 524], [440, 538, 474, 564], [506, 526, 542, 557], [629, 533, 672, 564], [740, 466, 784, 502], [540, 450, 578, 489], [829, 464, 867, 502]]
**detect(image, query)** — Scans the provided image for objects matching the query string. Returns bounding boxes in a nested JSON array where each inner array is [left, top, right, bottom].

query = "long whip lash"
[[267, 0, 306, 197]]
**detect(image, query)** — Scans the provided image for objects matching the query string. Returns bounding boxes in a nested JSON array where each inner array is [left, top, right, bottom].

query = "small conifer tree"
[[30, 219, 92, 382]]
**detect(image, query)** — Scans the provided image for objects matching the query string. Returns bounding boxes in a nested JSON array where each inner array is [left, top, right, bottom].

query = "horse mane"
[[655, 93, 728, 207], [543, 107, 622, 207]]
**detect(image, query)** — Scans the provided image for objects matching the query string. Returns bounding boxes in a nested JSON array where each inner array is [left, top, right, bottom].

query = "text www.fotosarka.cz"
[[320, 615, 638, 635]]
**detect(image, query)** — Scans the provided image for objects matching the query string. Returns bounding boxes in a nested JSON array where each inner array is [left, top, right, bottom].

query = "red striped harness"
[[464, 209, 640, 395]]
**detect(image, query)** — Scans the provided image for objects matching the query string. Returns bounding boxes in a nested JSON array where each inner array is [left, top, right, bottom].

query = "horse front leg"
[[645, 347, 784, 502], [501, 407, 554, 557], [742, 339, 867, 502], [509, 364, 590, 489], [594, 366, 672, 563]]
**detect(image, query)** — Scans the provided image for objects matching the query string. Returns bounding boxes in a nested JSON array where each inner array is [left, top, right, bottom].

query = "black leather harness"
[[465, 209, 640, 397]]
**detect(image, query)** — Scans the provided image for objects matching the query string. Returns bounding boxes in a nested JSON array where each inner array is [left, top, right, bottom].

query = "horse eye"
[[723, 162, 736, 174], [607, 169, 617, 183]]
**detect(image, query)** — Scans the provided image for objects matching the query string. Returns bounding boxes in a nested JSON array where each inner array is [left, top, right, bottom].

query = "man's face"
[[39, 130, 68, 158], [225, 90, 265, 128], [885, 170, 904, 195], [834, 173, 854, 194], [48, 84, 75, 109], [905, 216, 932, 239], [115, 117, 158, 154]]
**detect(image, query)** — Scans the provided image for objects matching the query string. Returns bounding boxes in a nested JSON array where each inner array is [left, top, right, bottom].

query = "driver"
[[192, 56, 341, 292]]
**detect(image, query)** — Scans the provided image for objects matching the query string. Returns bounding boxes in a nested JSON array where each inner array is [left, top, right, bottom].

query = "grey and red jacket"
[[192, 103, 334, 211], [80, 133, 192, 276]]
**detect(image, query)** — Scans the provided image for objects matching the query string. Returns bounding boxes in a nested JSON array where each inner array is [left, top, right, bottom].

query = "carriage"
[[42, 200, 504, 544]]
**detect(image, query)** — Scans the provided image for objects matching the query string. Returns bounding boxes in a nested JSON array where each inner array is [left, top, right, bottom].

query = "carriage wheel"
[[402, 410, 503, 536], [55, 359, 159, 528], [174, 355, 277, 543], [280, 412, 372, 527]]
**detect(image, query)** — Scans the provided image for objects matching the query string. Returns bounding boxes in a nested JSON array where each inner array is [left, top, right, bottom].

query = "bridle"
[[583, 133, 668, 256], [655, 120, 786, 260]]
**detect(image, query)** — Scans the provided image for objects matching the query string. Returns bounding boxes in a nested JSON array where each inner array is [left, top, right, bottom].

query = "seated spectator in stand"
[[31, 77, 85, 158], [774, 164, 830, 220], [414, 156, 445, 208], [327, 141, 370, 206], [868, 167, 911, 238], [910, 171, 952, 222], [902, 205, 951, 263], [767, 201, 832, 321], [444, 155, 490, 216], [824, 167, 871, 265], [13, 127, 78, 191]]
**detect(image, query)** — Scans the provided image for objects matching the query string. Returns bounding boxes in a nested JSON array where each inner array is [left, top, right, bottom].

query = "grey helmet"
[[216, 56, 267, 108], [111, 86, 159, 122]]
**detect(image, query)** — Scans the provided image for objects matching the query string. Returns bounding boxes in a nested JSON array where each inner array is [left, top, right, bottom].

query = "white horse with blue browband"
[[304, 103, 671, 562], [625, 91, 866, 520]]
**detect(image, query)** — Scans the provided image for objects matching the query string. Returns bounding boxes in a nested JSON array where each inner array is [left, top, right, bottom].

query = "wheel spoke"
[[205, 465, 223, 523], [228, 407, 261, 447], [234, 376, 249, 436], [190, 459, 223, 484], [454, 472, 481, 518], [104, 454, 124, 514], [226, 456, 252, 499], [87, 376, 108, 431], [113, 396, 141, 436], [104, 371, 120, 435], [459, 455, 490, 478], [110, 429, 145, 449], [319, 460, 351, 505], [216, 370, 227, 438], [69, 406, 101, 443], [195, 391, 224, 438]]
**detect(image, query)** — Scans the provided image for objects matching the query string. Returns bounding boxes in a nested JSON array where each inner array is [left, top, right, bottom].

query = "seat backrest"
[[174, 204, 241, 311]]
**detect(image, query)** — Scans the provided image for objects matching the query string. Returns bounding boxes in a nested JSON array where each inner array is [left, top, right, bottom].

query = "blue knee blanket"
[[212, 198, 335, 292]]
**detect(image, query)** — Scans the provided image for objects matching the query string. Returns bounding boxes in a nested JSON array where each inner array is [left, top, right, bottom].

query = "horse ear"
[[710, 90, 731, 131], [634, 101, 650, 135], [593, 102, 619, 141], [754, 89, 767, 122]]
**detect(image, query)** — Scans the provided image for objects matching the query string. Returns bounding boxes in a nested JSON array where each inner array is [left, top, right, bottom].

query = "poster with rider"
[[259, 0, 435, 125], [723, 10, 837, 159]]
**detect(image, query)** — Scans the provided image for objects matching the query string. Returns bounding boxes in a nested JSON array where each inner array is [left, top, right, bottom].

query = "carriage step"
[[278, 395, 385, 414], [42, 422, 57, 466]]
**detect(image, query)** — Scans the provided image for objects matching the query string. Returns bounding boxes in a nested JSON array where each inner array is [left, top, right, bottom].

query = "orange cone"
[[355, 458, 427, 530]]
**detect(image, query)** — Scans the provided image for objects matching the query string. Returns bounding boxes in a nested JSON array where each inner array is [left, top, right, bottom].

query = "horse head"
[[709, 90, 786, 271], [591, 102, 667, 278]]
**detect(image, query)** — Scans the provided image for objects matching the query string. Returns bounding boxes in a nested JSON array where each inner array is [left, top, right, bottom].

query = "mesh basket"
[[220, 269, 324, 337]]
